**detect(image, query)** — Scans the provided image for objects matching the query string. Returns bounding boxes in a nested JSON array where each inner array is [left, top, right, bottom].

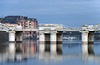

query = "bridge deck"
[[15, 29, 39, 31]]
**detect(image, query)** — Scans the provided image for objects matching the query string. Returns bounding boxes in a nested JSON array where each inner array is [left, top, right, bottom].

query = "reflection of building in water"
[[22, 40, 37, 58], [39, 41, 63, 62], [7, 40, 38, 62], [2, 40, 100, 63]]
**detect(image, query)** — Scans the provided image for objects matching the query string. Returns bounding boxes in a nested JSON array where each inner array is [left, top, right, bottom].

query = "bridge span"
[[0, 23, 100, 46]]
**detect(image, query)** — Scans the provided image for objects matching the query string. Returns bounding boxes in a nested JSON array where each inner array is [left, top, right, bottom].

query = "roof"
[[82, 25, 88, 27]]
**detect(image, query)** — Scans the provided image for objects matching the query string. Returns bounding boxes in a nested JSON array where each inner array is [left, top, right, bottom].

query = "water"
[[0, 40, 100, 65]]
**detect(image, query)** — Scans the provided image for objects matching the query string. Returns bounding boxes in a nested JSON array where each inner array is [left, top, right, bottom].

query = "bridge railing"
[[63, 27, 81, 31], [82, 25, 100, 31]]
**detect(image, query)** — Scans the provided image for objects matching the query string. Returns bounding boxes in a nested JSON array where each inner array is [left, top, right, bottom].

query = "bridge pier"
[[88, 31, 94, 44], [39, 33, 45, 42], [9, 31, 15, 43], [57, 32, 63, 53], [50, 32, 57, 52], [81, 31, 89, 44], [81, 31, 94, 44], [16, 32, 23, 43], [57, 32, 63, 42], [39, 33, 45, 52], [39, 32, 63, 53]]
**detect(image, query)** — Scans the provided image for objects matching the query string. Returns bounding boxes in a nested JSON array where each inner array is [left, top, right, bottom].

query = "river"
[[0, 40, 100, 65]]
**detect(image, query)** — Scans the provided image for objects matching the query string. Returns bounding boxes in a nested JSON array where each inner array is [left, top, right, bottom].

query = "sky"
[[0, 0, 100, 27]]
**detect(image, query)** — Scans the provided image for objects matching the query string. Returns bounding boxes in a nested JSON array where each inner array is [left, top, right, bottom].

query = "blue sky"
[[0, 0, 100, 27]]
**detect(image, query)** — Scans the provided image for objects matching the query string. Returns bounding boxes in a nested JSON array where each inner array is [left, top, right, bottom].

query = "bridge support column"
[[9, 31, 15, 43], [88, 31, 94, 44], [57, 32, 63, 53], [50, 32, 57, 52], [81, 31, 89, 44], [16, 32, 23, 43], [39, 32, 45, 41], [57, 32, 63, 42], [39, 33, 45, 52]]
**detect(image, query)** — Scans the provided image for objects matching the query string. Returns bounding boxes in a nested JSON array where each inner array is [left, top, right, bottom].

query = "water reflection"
[[8, 43, 15, 61], [82, 42, 94, 62], [39, 41, 63, 62], [1, 40, 100, 64], [7, 40, 37, 62]]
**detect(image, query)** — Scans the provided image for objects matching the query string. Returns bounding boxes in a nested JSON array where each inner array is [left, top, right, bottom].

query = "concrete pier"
[[16, 32, 23, 43], [81, 31, 88, 44], [39, 42, 45, 52], [39, 33, 45, 52], [39, 24, 63, 53], [9, 31, 15, 43], [39, 33, 45, 42], [50, 32, 57, 52], [50, 32, 57, 42], [57, 32, 63, 42], [39, 32, 63, 53], [45, 34, 50, 41], [81, 31, 94, 44], [88, 31, 94, 44]]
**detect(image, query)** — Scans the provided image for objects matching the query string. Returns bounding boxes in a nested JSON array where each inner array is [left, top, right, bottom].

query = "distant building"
[[0, 18, 5, 23], [19, 18, 38, 29], [1, 16, 38, 39]]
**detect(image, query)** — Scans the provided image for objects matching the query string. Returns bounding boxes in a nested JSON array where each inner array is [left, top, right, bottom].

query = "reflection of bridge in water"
[[0, 41, 100, 62]]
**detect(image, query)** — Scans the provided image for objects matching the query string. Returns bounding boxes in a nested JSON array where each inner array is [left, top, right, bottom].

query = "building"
[[1, 16, 38, 39]]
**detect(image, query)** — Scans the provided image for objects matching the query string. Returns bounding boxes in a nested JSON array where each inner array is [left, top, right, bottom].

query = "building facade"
[[1, 16, 38, 40]]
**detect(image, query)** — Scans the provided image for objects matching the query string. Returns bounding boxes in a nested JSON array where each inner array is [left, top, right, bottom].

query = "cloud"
[[1, 0, 100, 27], [1, 0, 100, 15]]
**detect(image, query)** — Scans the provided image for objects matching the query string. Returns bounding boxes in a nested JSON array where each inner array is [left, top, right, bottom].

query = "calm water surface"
[[0, 40, 100, 65]]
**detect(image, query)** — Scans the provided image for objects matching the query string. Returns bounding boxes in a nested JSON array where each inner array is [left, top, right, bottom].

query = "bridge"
[[0, 23, 100, 52]]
